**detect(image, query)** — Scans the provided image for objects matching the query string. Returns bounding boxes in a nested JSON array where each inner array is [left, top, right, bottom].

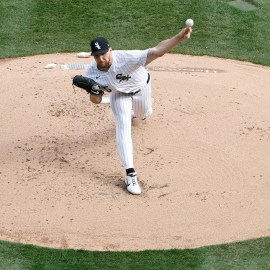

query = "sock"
[[126, 168, 135, 176]]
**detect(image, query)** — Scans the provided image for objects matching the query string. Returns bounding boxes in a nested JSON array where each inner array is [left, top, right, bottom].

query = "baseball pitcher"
[[73, 26, 192, 195]]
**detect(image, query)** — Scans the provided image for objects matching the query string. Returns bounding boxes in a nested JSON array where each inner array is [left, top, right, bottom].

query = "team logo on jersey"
[[94, 42, 101, 50], [116, 74, 131, 82]]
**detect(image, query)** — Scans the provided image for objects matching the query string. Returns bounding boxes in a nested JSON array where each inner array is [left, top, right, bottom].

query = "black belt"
[[127, 73, 150, 96], [146, 72, 150, 84], [129, 89, 141, 95]]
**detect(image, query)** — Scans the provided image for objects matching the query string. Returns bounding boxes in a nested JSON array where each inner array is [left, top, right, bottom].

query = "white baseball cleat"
[[125, 173, 141, 195]]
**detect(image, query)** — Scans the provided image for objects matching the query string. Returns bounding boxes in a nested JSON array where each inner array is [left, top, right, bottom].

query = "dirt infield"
[[0, 53, 270, 251]]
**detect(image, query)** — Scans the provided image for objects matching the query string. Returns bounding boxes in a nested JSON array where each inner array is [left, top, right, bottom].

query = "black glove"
[[72, 75, 104, 96]]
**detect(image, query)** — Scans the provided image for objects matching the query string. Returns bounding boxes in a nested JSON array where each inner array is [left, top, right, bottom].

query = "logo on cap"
[[95, 42, 101, 50]]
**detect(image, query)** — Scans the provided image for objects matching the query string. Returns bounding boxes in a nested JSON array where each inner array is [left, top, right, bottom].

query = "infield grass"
[[1, 237, 270, 270], [0, 0, 270, 66], [0, 0, 270, 269]]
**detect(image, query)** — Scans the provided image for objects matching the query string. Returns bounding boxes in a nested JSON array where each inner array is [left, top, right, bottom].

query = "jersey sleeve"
[[132, 49, 148, 66], [122, 49, 148, 71]]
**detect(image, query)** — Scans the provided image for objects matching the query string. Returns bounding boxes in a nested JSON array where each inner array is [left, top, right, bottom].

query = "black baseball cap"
[[90, 37, 110, 56]]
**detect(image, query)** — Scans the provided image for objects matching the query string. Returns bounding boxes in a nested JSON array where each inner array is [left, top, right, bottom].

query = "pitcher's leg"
[[110, 91, 133, 169]]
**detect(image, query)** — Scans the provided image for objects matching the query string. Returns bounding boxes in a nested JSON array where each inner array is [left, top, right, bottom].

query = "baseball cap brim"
[[91, 48, 109, 56]]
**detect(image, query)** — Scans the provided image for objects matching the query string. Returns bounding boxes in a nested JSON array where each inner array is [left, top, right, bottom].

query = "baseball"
[[185, 18, 194, 27]]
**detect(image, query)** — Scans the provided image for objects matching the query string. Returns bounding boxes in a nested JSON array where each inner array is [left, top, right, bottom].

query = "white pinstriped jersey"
[[85, 50, 149, 93]]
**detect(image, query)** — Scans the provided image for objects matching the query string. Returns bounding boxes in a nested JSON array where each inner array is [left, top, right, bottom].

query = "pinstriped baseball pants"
[[110, 80, 152, 169]]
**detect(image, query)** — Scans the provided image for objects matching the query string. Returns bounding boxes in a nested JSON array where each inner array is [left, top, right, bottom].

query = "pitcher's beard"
[[97, 55, 112, 71]]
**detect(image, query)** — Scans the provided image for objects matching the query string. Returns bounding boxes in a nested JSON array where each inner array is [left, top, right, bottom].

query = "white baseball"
[[185, 18, 194, 27]]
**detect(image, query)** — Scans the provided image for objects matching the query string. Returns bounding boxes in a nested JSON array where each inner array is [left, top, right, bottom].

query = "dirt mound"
[[0, 53, 269, 251]]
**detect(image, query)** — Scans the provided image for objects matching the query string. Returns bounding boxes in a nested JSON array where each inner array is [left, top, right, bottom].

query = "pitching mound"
[[0, 53, 270, 251]]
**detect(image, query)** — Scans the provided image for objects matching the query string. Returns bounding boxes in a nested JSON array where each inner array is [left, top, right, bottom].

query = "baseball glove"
[[72, 75, 105, 96]]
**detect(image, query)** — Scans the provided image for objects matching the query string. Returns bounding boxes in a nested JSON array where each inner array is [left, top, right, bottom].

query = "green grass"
[[1, 237, 270, 270], [1, 0, 270, 269], [0, 0, 269, 65]]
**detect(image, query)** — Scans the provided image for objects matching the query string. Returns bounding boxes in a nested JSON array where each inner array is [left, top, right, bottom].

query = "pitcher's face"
[[94, 48, 112, 71]]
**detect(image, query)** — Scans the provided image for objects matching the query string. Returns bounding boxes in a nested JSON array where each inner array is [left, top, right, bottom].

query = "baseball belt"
[[126, 73, 151, 96]]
